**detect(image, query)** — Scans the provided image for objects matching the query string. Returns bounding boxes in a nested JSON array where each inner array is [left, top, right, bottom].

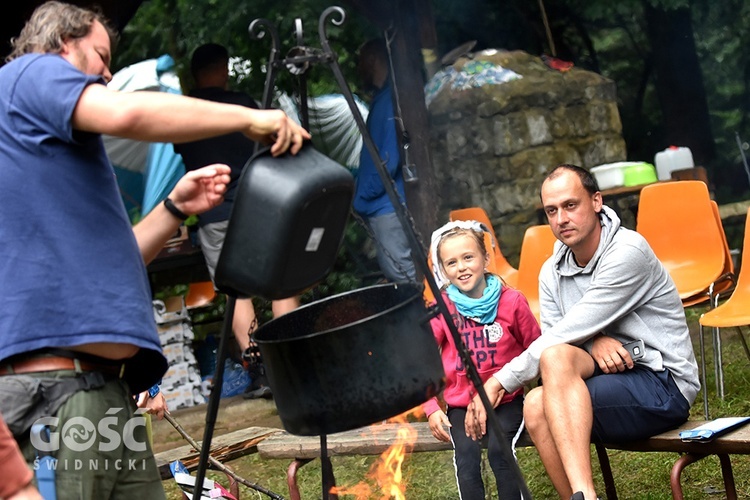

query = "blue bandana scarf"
[[446, 274, 502, 324]]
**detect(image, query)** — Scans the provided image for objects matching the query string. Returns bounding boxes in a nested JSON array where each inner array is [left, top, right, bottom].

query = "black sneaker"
[[243, 385, 273, 399], [570, 493, 599, 500]]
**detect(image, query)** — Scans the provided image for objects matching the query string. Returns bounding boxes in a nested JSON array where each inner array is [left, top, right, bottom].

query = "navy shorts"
[[587, 366, 691, 442]]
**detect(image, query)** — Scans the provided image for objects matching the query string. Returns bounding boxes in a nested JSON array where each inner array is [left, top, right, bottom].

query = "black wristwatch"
[[163, 197, 189, 221]]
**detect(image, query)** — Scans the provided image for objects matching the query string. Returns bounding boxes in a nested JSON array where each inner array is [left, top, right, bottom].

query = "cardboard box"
[[153, 297, 189, 325], [158, 322, 194, 346], [162, 363, 188, 388], [163, 383, 202, 410], [162, 342, 197, 366]]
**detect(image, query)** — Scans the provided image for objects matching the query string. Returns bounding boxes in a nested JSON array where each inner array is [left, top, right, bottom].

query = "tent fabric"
[[277, 92, 368, 171], [104, 55, 185, 221], [142, 142, 185, 215]]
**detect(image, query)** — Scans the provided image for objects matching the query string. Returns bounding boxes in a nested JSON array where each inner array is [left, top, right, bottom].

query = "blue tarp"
[[104, 55, 186, 221]]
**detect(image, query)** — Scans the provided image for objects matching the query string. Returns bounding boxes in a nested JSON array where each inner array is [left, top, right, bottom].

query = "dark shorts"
[[587, 366, 691, 442]]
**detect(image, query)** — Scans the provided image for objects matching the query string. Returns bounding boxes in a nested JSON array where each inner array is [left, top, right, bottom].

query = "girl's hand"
[[466, 378, 506, 440], [427, 410, 452, 442]]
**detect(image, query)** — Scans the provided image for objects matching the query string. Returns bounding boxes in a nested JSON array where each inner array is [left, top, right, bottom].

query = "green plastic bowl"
[[623, 162, 657, 187]]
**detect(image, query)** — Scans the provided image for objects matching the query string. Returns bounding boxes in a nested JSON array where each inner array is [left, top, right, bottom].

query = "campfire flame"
[[330, 407, 424, 499]]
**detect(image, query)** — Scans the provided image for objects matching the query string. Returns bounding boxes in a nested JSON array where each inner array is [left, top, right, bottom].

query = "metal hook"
[[294, 18, 304, 47], [248, 18, 280, 53], [318, 6, 346, 53], [248, 18, 282, 110]]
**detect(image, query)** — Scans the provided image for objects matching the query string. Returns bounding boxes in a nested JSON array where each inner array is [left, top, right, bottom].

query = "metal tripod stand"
[[192, 6, 532, 499]]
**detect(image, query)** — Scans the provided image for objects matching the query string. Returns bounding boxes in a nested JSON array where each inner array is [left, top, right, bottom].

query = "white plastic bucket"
[[590, 162, 645, 190], [654, 146, 694, 181], [590, 163, 625, 189]]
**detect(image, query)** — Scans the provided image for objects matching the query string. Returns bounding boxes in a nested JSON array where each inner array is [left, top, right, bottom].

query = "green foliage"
[[555, 0, 750, 202], [116, 0, 374, 100]]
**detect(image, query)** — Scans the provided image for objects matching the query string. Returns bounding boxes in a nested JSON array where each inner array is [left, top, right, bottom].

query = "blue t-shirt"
[[0, 54, 166, 392], [353, 82, 406, 218]]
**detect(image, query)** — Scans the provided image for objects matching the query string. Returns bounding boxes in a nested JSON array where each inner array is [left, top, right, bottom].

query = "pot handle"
[[419, 305, 440, 325]]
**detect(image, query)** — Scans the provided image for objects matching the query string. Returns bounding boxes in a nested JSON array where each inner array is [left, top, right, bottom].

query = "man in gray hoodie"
[[468, 164, 699, 500]]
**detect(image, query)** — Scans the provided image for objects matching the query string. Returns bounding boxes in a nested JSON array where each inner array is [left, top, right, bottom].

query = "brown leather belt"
[[0, 356, 126, 377]]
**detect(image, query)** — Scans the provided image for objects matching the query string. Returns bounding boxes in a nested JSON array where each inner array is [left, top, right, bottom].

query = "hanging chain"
[[384, 28, 418, 184], [381, 27, 428, 256]]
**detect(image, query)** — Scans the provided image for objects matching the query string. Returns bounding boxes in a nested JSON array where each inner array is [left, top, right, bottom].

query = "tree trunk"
[[342, 0, 439, 271], [388, 0, 439, 261], [643, 2, 715, 166]]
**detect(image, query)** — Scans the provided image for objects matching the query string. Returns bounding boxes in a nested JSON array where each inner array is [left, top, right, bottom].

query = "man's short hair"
[[545, 164, 600, 195], [190, 43, 229, 79], [358, 38, 388, 65]]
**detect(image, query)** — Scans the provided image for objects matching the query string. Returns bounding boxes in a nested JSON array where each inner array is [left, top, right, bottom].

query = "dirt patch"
[[150, 395, 284, 454]]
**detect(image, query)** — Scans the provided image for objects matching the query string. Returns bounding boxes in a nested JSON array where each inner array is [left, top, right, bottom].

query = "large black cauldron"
[[252, 282, 445, 436]]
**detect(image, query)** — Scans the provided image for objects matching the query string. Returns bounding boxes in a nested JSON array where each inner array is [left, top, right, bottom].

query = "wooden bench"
[[154, 426, 282, 480], [256, 420, 750, 500]]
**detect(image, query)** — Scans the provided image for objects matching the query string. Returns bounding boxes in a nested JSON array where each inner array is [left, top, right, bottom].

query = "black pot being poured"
[[252, 282, 445, 436], [214, 142, 354, 300]]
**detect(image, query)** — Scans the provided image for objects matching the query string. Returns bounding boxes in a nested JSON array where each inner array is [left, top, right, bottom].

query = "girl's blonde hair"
[[435, 226, 488, 272]]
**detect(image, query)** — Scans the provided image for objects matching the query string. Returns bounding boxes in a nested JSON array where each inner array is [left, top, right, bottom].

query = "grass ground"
[[160, 305, 750, 499]]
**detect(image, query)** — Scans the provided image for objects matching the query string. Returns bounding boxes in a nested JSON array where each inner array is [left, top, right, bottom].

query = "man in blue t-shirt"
[[0, 2, 309, 498], [354, 38, 416, 283]]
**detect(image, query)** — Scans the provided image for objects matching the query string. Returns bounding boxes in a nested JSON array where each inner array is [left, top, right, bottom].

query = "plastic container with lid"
[[654, 146, 694, 181], [590, 162, 626, 190], [623, 162, 657, 186]]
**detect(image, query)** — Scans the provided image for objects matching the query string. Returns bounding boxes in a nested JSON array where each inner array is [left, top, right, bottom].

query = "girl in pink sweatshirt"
[[423, 220, 540, 499]]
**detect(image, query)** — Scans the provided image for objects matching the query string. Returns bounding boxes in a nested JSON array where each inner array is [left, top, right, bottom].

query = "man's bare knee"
[[523, 386, 545, 430], [539, 344, 593, 382], [539, 344, 574, 372]]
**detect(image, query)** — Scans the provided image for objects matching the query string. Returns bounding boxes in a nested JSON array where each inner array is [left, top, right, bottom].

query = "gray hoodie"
[[494, 206, 700, 404]]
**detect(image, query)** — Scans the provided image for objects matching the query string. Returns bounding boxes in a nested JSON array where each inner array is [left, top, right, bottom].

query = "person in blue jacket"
[[354, 38, 416, 283]]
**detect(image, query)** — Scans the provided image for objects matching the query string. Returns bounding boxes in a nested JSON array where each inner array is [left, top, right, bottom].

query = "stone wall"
[[427, 49, 626, 266]]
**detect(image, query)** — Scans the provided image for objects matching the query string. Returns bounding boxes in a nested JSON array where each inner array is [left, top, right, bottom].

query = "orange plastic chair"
[[636, 181, 726, 300], [682, 200, 735, 308], [515, 224, 557, 323], [185, 281, 218, 310], [698, 207, 750, 418], [449, 207, 518, 287], [449, 207, 495, 235]]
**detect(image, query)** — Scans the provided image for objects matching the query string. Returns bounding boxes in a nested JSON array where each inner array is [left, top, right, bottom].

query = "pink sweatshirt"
[[422, 286, 541, 416]]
